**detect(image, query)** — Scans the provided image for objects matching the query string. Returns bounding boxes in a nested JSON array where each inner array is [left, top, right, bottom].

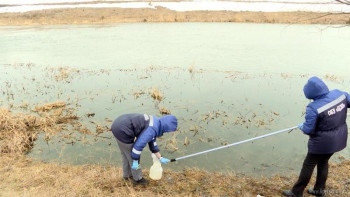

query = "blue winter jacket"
[[301, 76, 350, 154], [111, 113, 178, 160]]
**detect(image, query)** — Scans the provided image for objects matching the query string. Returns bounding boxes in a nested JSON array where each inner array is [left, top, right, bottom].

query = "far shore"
[[1, 7, 350, 25]]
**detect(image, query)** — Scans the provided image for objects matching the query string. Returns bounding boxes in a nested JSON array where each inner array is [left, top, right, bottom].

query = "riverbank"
[[0, 154, 349, 197], [0, 7, 350, 26]]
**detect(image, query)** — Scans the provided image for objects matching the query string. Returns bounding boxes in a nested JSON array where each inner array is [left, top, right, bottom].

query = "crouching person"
[[111, 113, 178, 185]]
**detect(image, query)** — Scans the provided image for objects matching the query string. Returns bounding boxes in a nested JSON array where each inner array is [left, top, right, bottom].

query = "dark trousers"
[[291, 153, 333, 196]]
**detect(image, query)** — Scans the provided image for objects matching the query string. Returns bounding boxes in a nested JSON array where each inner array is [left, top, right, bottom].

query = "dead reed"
[[53, 67, 79, 82], [164, 133, 178, 152], [159, 107, 171, 115], [188, 64, 195, 74], [150, 87, 163, 101], [0, 101, 78, 154]]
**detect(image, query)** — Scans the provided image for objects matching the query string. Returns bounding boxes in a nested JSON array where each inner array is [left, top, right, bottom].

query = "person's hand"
[[132, 160, 139, 170], [160, 157, 170, 164], [298, 123, 303, 130]]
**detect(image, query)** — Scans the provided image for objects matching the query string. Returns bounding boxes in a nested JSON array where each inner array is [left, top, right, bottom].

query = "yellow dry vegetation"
[[34, 101, 66, 112], [151, 87, 163, 101], [0, 101, 78, 154], [0, 155, 349, 197], [0, 8, 349, 26], [159, 107, 171, 115]]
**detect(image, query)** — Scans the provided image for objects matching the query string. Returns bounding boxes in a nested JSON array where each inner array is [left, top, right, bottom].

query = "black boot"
[[132, 177, 149, 185], [282, 190, 303, 197], [307, 188, 325, 197]]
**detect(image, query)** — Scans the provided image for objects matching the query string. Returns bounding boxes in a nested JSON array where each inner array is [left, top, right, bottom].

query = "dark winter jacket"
[[301, 76, 350, 154], [111, 113, 178, 160]]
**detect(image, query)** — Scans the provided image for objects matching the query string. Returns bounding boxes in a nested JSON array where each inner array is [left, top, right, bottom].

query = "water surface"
[[1, 23, 350, 176]]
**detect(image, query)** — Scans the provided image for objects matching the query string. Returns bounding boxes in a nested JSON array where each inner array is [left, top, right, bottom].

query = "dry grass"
[[0, 155, 349, 197], [159, 107, 171, 115], [188, 64, 195, 74], [164, 133, 179, 152], [0, 101, 78, 154], [134, 90, 146, 99], [151, 87, 163, 101], [34, 101, 66, 112], [0, 8, 349, 25]]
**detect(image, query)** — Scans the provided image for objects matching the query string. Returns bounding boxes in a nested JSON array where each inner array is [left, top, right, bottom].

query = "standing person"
[[111, 113, 177, 185], [283, 76, 350, 197]]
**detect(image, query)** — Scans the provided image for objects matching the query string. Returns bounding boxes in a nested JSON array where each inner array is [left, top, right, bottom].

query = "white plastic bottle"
[[149, 153, 163, 180]]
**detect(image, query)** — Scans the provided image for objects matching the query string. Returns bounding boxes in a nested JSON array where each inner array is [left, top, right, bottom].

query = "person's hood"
[[303, 76, 329, 100], [158, 115, 177, 136]]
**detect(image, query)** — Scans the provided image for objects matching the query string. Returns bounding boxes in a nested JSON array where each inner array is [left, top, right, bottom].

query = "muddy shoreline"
[[1, 7, 350, 26]]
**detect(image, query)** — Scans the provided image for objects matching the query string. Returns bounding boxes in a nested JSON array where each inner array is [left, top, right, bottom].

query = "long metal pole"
[[170, 126, 298, 162], [171, 112, 350, 162]]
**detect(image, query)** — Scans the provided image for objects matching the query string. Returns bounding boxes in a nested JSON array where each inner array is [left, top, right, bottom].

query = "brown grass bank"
[[0, 7, 350, 26], [0, 155, 349, 197]]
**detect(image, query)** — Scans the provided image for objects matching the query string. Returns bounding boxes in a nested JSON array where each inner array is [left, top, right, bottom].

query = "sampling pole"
[[170, 126, 297, 162], [171, 112, 350, 162]]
